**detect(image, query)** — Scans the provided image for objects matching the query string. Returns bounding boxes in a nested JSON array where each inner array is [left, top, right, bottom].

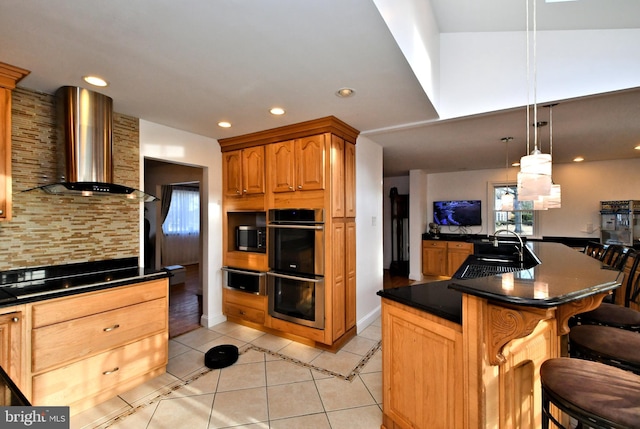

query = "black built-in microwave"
[[236, 225, 266, 253]]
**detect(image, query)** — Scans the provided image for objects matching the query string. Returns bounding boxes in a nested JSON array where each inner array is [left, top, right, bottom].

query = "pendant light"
[[501, 137, 515, 211], [542, 104, 561, 209], [517, 0, 553, 204]]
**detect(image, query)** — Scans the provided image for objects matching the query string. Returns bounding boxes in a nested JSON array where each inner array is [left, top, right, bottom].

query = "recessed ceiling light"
[[270, 107, 285, 116], [336, 88, 355, 98], [218, 121, 231, 128], [635, 144, 640, 150], [83, 75, 108, 87], [573, 156, 585, 162]]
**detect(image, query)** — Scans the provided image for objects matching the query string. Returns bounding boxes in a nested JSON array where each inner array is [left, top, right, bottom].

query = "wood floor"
[[168, 264, 420, 338], [169, 264, 202, 338]]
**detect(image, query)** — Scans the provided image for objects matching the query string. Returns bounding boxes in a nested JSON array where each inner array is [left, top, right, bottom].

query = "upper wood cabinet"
[[222, 146, 265, 197], [0, 62, 30, 222], [269, 134, 325, 194]]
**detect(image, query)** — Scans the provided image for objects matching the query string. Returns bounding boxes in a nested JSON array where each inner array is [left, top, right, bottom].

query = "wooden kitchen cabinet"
[[0, 62, 30, 222], [0, 308, 24, 390], [422, 240, 474, 277], [330, 136, 356, 219], [223, 146, 265, 198], [446, 241, 474, 277], [422, 240, 448, 276], [29, 279, 169, 414], [219, 116, 359, 349], [222, 287, 266, 325], [382, 299, 464, 429], [268, 134, 325, 194], [344, 142, 356, 218]]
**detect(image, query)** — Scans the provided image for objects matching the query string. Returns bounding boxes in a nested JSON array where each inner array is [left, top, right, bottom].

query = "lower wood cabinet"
[[29, 279, 169, 414], [0, 307, 24, 389], [382, 298, 464, 429], [422, 240, 473, 277], [222, 287, 266, 325]]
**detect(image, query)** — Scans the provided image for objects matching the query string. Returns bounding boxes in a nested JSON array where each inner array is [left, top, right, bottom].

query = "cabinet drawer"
[[448, 242, 473, 252], [224, 302, 265, 324], [224, 288, 266, 311], [32, 298, 167, 373], [32, 332, 167, 407], [32, 279, 167, 328], [423, 241, 447, 249]]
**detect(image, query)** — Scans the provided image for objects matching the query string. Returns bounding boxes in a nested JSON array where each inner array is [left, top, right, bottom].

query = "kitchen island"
[[0, 258, 170, 415], [377, 242, 622, 429]]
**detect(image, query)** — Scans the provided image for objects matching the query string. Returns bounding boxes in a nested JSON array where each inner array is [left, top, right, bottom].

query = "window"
[[493, 184, 535, 237], [162, 186, 200, 236]]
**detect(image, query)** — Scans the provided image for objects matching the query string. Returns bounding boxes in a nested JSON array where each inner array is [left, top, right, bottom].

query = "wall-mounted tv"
[[433, 200, 482, 226]]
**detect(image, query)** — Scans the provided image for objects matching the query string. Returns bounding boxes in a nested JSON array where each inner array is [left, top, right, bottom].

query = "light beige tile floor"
[[71, 318, 383, 429]]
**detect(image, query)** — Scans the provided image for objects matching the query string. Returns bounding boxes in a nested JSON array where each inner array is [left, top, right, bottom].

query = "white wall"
[[139, 120, 225, 328], [355, 135, 385, 331]]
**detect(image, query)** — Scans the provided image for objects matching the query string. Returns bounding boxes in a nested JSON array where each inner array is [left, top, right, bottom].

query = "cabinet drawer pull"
[[11, 317, 19, 323], [103, 324, 120, 332], [239, 310, 245, 315], [297, 185, 302, 189], [103, 367, 120, 375]]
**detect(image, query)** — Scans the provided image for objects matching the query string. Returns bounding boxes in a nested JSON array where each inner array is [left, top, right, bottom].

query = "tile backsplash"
[[0, 87, 141, 270]]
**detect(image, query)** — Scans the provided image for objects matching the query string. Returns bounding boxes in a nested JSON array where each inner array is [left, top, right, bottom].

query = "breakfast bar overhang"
[[377, 242, 622, 429]]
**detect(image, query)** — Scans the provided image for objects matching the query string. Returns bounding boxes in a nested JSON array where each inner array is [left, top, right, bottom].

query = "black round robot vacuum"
[[204, 344, 239, 369]]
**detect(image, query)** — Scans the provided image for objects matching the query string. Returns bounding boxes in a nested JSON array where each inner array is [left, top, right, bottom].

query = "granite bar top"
[[0, 257, 169, 307], [378, 242, 622, 320]]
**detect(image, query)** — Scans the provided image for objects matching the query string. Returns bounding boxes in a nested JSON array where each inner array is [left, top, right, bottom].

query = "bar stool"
[[584, 241, 608, 260], [573, 252, 640, 330], [569, 324, 640, 375], [540, 357, 640, 429]]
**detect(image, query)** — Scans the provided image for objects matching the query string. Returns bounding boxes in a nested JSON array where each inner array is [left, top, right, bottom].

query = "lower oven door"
[[267, 272, 325, 329]]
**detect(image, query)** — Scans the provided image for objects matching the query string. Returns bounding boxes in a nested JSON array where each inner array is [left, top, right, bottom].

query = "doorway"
[[144, 158, 204, 338]]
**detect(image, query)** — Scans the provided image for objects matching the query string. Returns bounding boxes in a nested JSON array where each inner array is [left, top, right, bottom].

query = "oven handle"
[[221, 267, 267, 277], [267, 272, 324, 283], [267, 224, 324, 230]]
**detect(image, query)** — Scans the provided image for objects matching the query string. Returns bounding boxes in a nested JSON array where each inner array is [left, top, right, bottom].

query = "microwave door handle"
[[221, 267, 266, 277], [267, 272, 323, 283], [267, 224, 324, 230]]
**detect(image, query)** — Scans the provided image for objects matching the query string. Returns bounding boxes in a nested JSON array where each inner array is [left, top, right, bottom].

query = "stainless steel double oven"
[[267, 209, 325, 329]]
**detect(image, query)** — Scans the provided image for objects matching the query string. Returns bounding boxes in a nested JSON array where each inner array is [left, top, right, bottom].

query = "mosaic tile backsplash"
[[0, 87, 141, 270]]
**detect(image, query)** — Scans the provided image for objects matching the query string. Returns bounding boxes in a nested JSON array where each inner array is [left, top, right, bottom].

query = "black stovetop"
[[0, 257, 166, 305]]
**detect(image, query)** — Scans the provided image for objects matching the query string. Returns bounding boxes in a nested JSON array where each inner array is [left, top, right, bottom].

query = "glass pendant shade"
[[501, 192, 514, 211], [542, 184, 561, 209], [520, 149, 552, 176], [517, 171, 552, 201]]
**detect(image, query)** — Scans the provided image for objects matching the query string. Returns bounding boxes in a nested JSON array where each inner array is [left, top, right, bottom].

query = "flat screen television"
[[433, 200, 482, 226]]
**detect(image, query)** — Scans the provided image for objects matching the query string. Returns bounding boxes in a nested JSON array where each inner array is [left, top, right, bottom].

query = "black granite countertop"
[[0, 257, 169, 307], [378, 242, 622, 322]]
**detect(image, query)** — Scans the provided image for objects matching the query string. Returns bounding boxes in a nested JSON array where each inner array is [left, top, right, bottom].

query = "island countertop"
[[377, 242, 622, 323]]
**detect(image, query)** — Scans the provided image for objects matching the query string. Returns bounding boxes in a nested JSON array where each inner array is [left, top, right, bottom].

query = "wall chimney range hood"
[[27, 86, 157, 202]]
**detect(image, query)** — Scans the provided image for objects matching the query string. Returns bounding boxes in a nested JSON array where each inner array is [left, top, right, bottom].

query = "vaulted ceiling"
[[1, 0, 639, 177]]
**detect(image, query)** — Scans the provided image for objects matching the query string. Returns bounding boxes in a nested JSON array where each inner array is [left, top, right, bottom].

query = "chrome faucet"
[[492, 229, 524, 263]]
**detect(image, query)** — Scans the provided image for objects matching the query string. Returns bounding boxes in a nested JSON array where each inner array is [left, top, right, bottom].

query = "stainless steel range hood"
[[28, 86, 157, 202]]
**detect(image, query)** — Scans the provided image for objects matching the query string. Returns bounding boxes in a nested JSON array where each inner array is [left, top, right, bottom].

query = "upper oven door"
[[268, 209, 324, 276]]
